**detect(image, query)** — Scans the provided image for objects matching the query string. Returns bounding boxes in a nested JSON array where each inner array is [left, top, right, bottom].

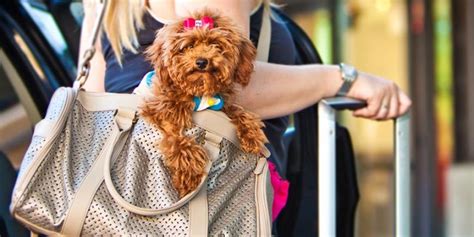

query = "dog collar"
[[133, 70, 155, 96], [143, 70, 155, 87], [193, 95, 224, 111], [139, 71, 224, 111]]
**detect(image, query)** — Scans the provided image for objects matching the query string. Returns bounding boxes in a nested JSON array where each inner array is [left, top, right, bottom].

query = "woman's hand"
[[346, 72, 411, 120]]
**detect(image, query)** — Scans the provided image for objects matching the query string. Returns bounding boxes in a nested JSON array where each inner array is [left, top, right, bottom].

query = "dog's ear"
[[234, 35, 257, 87], [145, 25, 180, 89], [146, 27, 166, 67]]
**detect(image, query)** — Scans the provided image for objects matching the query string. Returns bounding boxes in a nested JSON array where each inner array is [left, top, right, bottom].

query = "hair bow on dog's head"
[[183, 16, 214, 30]]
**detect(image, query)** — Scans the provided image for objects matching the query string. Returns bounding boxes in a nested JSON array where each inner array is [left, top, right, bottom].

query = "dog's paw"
[[238, 129, 266, 155], [162, 136, 209, 197], [228, 111, 267, 155]]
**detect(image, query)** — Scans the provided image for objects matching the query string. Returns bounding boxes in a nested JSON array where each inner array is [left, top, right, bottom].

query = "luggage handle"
[[322, 97, 367, 111], [318, 98, 411, 237]]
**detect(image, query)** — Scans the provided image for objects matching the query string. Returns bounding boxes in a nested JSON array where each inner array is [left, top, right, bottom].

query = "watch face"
[[337, 63, 358, 96], [341, 64, 358, 82]]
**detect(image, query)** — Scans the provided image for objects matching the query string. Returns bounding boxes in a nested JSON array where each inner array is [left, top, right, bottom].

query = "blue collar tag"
[[193, 95, 224, 111]]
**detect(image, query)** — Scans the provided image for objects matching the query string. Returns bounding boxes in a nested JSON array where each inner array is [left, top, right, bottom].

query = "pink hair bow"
[[183, 16, 214, 29]]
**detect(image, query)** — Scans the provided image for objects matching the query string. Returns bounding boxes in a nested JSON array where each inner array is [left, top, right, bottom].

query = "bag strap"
[[256, 3, 271, 63], [75, 0, 108, 88], [102, 130, 223, 216], [61, 107, 137, 236]]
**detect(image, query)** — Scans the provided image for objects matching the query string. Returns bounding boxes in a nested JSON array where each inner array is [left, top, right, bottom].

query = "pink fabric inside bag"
[[268, 161, 290, 221]]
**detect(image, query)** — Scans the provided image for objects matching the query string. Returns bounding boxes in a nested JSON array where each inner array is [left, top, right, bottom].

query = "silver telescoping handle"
[[394, 108, 410, 237], [317, 97, 411, 237]]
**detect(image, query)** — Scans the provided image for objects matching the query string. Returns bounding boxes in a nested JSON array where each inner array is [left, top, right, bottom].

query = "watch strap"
[[336, 63, 358, 97], [336, 80, 354, 97]]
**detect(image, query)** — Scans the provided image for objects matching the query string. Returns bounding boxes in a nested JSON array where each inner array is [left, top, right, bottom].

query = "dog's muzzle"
[[196, 58, 209, 70]]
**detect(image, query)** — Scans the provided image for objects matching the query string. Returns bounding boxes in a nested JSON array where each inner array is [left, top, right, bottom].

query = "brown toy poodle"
[[140, 9, 267, 197]]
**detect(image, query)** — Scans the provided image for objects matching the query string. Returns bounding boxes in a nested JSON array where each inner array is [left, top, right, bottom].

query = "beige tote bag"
[[10, 0, 274, 236]]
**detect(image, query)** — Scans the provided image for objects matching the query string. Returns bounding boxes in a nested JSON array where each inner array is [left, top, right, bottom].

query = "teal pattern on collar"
[[193, 95, 224, 111], [144, 71, 155, 87]]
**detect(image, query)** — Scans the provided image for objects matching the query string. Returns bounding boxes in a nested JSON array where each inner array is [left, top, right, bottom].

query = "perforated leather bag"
[[10, 0, 274, 236], [10, 86, 272, 236]]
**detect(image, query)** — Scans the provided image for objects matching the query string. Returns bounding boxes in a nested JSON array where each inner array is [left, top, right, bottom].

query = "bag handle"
[[103, 130, 223, 216], [75, 0, 108, 88]]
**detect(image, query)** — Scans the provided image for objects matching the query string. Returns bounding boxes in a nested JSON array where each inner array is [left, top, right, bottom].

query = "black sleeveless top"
[[102, 5, 297, 177]]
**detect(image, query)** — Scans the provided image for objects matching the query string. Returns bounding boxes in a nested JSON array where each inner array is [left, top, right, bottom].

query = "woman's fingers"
[[372, 96, 390, 120], [398, 90, 412, 115], [350, 73, 411, 120], [353, 96, 382, 118], [387, 89, 400, 119], [381, 82, 400, 119]]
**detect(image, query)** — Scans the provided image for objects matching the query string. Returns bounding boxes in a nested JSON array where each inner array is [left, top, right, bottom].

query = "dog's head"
[[146, 9, 256, 97]]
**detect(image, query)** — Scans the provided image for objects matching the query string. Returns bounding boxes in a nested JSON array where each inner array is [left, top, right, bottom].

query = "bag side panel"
[[11, 87, 73, 206], [208, 141, 258, 236], [13, 102, 116, 233]]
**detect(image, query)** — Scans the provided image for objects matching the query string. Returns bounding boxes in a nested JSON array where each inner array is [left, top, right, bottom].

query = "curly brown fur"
[[141, 9, 267, 197]]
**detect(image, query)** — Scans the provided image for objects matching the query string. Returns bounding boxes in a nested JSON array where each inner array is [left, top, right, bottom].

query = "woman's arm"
[[180, 0, 411, 120], [239, 62, 411, 120], [79, 0, 106, 92], [238, 63, 340, 119]]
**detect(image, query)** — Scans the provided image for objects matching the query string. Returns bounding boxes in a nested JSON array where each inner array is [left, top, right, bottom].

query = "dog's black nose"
[[196, 58, 209, 70]]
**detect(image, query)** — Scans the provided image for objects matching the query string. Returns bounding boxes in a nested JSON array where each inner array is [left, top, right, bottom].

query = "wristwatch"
[[336, 63, 359, 97]]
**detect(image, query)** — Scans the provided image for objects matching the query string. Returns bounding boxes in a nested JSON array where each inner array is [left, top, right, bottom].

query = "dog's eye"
[[179, 44, 193, 53], [210, 44, 221, 51]]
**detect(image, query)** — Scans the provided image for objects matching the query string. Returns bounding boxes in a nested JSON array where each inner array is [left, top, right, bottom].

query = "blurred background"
[[0, 0, 473, 236], [280, 0, 472, 236]]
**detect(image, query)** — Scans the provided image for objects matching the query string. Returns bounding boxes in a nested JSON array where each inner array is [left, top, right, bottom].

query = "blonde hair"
[[102, 0, 146, 64], [102, 0, 272, 64]]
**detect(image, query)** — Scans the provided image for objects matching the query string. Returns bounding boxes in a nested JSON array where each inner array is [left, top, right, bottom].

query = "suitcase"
[[318, 97, 411, 237]]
